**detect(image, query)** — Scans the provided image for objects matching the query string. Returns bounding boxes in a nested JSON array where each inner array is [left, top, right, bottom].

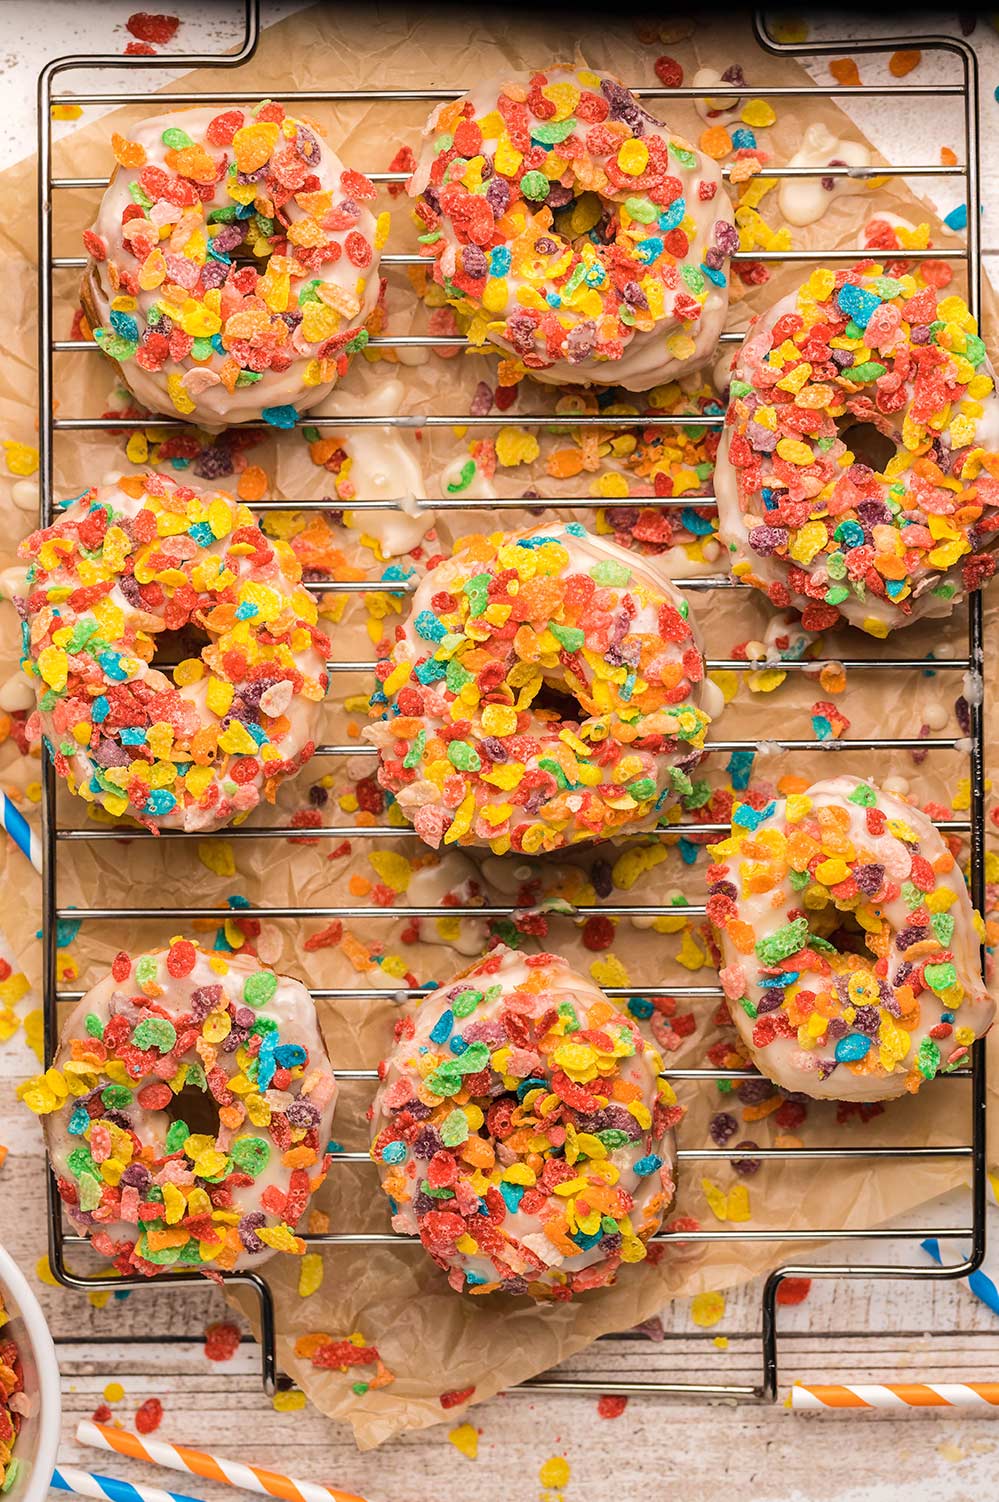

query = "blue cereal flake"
[[658, 198, 686, 231], [188, 521, 214, 547], [726, 749, 755, 791], [564, 521, 587, 538], [56, 913, 82, 947], [812, 713, 834, 741], [732, 799, 775, 831], [235, 600, 259, 620], [109, 309, 139, 343], [944, 202, 968, 231], [627, 996, 655, 1020], [257, 1031, 277, 1092], [98, 650, 127, 683], [489, 245, 511, 275], [499, 1181, 525, 1214], [429, 1008, 454, 1044], [836, 282, 882, 329], [731, 127, 756, 150], [144, 789, 176, 817], [681, 506, 716, 536], [678, 837, 699, 865], [634, 1154, 664, 1176], [381, 1140, 408, 1165], [834, 1032, 872, 1063], [261, 404, 298, 429], [414, 610, 447, 642], [273, 1043, 307, 1070]]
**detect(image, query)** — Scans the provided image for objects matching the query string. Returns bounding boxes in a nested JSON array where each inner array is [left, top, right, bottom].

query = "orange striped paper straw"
[[76, 1422, 369, 1502], [791, 1383, 999, 1411]]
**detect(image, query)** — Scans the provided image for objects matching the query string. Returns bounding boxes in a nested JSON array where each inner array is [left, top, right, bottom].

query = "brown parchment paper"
[[1, 2, 998, 1451]]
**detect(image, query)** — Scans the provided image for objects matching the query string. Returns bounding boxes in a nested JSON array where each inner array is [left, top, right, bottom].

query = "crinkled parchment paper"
[[0, 2, 997, 1451]]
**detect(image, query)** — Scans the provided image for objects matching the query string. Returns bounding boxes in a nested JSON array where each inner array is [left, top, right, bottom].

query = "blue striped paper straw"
[[51, 1464, 208, 1502], [0, 787, 41, 873]]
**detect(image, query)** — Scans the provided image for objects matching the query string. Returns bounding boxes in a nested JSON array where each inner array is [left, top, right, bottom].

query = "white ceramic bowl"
[[0, 1245, 60, 1502]]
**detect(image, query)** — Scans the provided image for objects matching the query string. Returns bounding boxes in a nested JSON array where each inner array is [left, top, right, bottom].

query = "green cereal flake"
[[136, 954, 159, 985], [589, 559, 631, 587], [931, 912, 956, 947], [533, 116, 577, 144], [448, 741, 481, 773], [133, 1018, 177, 1054], [624, 196, 658, 223], [924, 961, 958, 994], [161, 127, 194, 149], [85, 1013, 105, 1039], [849, 361, 887, 382], [165, 1119, 190, 1154], [549, 622, 585, 652], [244, 970, 278, 1008], [231, 1136, 271, 1176], [453, 989, 484, 1018], [669, 142, 697, 168], [847, 783, 877, 807], [917, 1037, 941, 1080], [440, 1109, 469, 1147], [755, 916, 809, 966]]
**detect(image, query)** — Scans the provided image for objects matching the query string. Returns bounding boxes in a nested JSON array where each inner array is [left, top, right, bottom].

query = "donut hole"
[[836, 420, 897, 476], [531, 677, 584, 726], [809, 905, 879, 965], [164, 1079, 222, 1139], [149, 622, 212, 681]]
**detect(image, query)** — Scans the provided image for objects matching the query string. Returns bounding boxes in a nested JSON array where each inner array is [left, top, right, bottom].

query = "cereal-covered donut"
[[408, 65, 735, 390], [715, 261, 999, 637], [707, 776, 995, 1101], [20, 940, 337, 1276], [82, 102, 386, 428], [18, 472, 329, 832], [365, 521, 719, 854], [371, 945, 680, 1297]]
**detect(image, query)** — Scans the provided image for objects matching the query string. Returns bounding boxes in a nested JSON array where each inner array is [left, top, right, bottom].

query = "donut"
[[408, 64, 736, 390], [18, 471, 330, 832], [82, 102, 386, 428], [19, 940, 337, 1276], [707, 775, 995, 1101], [365, 521, 719, 855], [714, 260, 999, 637], [370, 944, 680, 1297]]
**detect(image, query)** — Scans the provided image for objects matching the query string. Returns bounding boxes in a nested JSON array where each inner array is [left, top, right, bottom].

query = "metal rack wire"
[[35, 2, 988, 1405]]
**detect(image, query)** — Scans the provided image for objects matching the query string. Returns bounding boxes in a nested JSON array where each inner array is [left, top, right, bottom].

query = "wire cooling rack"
[[34, 1, 989, 1404]]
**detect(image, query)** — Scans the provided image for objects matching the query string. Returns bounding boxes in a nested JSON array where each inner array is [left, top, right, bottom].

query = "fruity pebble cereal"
[[408, 66, 735, 390], [18, 473, 329, 832], [82, 102, 386, 427], [371, 945, 681, 1297], [708, 776, 995, 1100], [0, 1299, 26, 1495], [365, 522, 720, 854], [715, 261, 999, 636], [20, 941, 337, 1275]]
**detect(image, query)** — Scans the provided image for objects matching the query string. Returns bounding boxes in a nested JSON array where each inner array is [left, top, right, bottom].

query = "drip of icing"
[[406, 853, 490, 956], [692, 67, 742, 125], [777, 123, 871, 228], [0, 671, 35, 712], [327, 380, 431, 557]]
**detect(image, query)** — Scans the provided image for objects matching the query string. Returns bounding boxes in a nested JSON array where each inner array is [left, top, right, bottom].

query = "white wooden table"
[[2, 5, 999, 1499]]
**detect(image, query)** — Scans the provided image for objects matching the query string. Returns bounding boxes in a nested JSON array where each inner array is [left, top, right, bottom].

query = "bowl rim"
[[0, 1243, 61, 1502]]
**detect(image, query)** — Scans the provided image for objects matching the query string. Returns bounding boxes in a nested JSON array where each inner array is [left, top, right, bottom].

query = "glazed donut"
[[18, 472, 329, 832], [707, 776, 995, 1101], [408, 65, 735, 390], [82, 102, 385, 428], [370, 944, 679, 1297], [365, 521, 719, 855], [19, 940, 337, 1275], [715, 260, 999, 637]]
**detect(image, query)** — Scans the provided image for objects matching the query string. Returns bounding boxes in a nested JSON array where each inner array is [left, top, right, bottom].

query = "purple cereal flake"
[[234, 1004, 256, 1029], [825, 1017, 849, 1041], [461, 243, 487, 279], [831, 348, 854, 369], [704, 247, 725, 271], [200, 260, 230, 292], [721, 63, 746, 86], [485, 177, 509, 215], [469, 381, 494, 417], [737, 1076, 775, 1104], [286, 1100, 320, 1128], [854, 862, 885, 895], [851, 1004, 881, 1036], [194, 445, 235, 481], [910, 324, 931, 344], [412, 1190, 439, 1217], [95, 738, 131, 768], [748, 523, 789, 556], [756, 989, 785, 1013], [481, 736, 508, 762], [190, 984, 223, 1021], [730, 1141, 762, 1176], [238, 1211, 267, 1254], [714, 219, 739, 256], [545, 183, 574, 209], [623, 280, 649, 310], [746, 420, 778, 453], [896, 924, 929, 951], [955, 696, 971, 734], [412, 1125, 443, 1158], [591, 859, 613, 899], [709, 1111, 738, 1146]]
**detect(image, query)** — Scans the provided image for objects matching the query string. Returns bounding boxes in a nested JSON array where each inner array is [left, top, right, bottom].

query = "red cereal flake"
[[124, 40, 156, 55], [111, 951, 132, 982], [206, 110, 245, 147], [440, 1385, 476, 1409], [775, 1276, 812, 1306], [134, 1397, 164, 1434], [597, 1393, 629, 1418], [654, 56, 684, 88], [581, 915, 615, 951], [126, 11, 179, 43], [166, 939, 197, 978], [203, 1322, 241, 1362]]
